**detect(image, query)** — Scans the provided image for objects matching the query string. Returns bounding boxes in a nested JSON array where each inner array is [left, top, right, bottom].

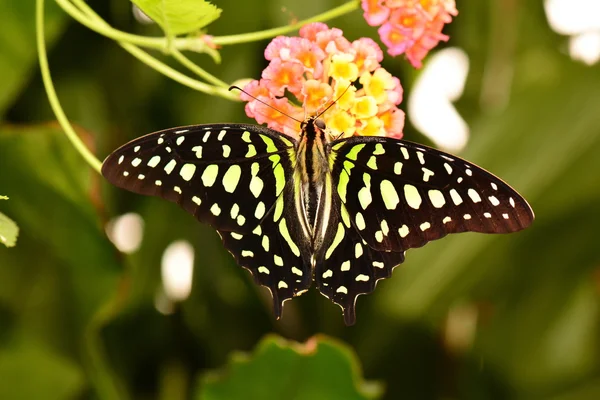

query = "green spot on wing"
[[261, 135, 279, 153], [338, 170, 350, 203], [325, 223, 345, 259], [273, 163, 285, 195], [242, 131, 252, 143], [273, 196, 284, 221], [345, 144, 366, 161], [222, 165, 242, 193], [278, 218, 300, 257], [201, 164, 219, 187]]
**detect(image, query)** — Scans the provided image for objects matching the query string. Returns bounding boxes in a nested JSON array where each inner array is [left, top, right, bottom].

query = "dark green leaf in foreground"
[[0, 196, 18, 247], [131, 0, 222, 35], [196, 335, 382, 400]]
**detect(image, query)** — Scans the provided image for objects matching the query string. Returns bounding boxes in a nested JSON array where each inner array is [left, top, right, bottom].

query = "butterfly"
[[102, 116, 534, 325]]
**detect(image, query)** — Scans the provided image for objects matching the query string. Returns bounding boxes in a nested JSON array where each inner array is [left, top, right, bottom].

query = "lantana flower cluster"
[[362, 0, 458, 68], [242, 23, 405, 139]]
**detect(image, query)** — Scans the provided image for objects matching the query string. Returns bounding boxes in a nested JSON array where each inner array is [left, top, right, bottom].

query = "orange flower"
[[242, 23, 405, 139]]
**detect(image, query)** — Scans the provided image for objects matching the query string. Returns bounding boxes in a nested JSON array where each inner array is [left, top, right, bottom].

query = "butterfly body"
[[102, 119, 534, 325], [295, 117, 336, 257]]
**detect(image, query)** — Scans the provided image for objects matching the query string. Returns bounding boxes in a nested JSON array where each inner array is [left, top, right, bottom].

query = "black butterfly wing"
[[329, 136, 534, 252], [218, 180, 313, 318], [102, 124, 312, 316], [314, 198, 405, 325], [316, 136, 534, 325]]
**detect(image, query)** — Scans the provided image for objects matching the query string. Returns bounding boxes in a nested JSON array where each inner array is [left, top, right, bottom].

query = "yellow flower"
[[357, 116, 384, 136], [329, 53, 359, 82], [325, 110, 356, 137], [332, 80, 357, 111], [360, 68, 396, 104], [351, 96, 378, 119]]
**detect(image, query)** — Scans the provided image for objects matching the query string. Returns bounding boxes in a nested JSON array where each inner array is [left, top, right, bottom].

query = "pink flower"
[[264, 36, 294, 61], [298, 22, 329, 41], [362, 0, 391, 26], [361, 0, 458, 68], [260, 58, 305, 97], [352, 38, 384, 73], [242, 23, 405, 139]]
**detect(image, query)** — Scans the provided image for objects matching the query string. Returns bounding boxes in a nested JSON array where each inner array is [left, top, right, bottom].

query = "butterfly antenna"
[[229, 86, 303, 123], [315, 84, 354, 120]]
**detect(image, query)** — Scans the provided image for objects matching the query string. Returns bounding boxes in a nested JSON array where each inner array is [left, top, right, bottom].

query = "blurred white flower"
[[408, 47, 470, 152], [545, 0, 600, 65], [106, 212, 144, 254], [161, 240, 195, 302]]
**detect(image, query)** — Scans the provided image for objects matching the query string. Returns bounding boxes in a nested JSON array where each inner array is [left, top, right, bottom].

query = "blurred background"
[[1, 0, 600, 398]]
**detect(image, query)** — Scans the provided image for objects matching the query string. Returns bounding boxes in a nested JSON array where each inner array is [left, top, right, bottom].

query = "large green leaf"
[[131, 0, 222, 35], [196, 335, 382, 400]]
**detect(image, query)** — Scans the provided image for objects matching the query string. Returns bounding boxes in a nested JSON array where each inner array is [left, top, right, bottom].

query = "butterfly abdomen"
[[295, 119, 332, 238]]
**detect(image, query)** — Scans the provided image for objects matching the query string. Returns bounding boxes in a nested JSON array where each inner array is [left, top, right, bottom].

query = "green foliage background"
[[1, 0, 599, 398]]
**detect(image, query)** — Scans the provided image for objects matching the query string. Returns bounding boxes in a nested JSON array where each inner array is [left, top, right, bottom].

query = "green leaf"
[[0, 209, 18, 248], [196, 335, 382, 400], [131, 0, 222, 36]]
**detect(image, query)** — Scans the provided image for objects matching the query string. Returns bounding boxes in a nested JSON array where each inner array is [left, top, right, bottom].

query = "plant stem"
[[211, 0, 360, 45], [54, 0, 217, 60], [68, 0, 237, 100], [57, 0, 360, 98], [37, 0, 102, 173], [37, 1, 130, 396], [170, 47, 229, 88], [122, 43, 238, 99]]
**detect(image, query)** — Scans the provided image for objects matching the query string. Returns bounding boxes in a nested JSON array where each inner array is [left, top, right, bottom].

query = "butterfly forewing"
[[328, 137, 534, 253], [102, 124, 296, 234]]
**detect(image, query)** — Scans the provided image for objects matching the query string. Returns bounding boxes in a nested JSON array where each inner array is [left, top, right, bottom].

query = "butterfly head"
[[300, 116, 328, 142]]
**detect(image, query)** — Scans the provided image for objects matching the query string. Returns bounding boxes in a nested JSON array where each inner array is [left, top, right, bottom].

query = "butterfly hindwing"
[[315, 199, 405, 325], [328, 136, 534, 253], [218, 182, 313, 318]]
